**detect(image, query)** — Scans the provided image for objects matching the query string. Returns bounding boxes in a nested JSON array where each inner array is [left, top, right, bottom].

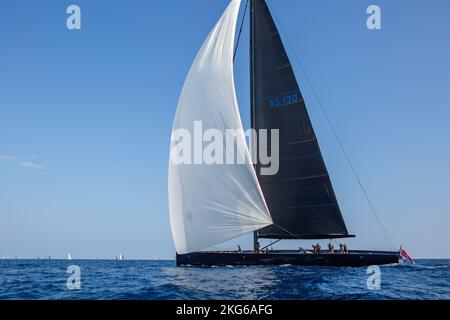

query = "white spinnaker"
[[168, 0, 272, 254]]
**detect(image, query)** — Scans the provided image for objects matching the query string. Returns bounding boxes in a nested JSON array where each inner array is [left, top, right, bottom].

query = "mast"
[[250, 0, 260, 252]]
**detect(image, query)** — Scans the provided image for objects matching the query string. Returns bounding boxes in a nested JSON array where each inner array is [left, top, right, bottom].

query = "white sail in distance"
[[168, 0, 273, 254]]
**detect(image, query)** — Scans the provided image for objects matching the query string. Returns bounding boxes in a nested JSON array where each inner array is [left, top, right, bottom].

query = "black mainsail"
[[251, 0, 353, 240]]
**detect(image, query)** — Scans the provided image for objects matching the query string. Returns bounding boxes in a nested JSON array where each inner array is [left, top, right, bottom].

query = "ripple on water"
[[0, 259, 449, 300]]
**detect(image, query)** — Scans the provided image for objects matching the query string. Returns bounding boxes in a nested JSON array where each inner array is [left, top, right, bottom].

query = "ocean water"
[[0, 259, 449, 300]]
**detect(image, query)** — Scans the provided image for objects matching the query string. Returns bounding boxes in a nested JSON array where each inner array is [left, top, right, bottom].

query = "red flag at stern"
[[400, 246, 415, 264]]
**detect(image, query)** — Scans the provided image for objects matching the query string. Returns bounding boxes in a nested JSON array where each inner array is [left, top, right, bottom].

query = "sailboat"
[[169, 0, 401, 267], [68, 253, 72, 260]]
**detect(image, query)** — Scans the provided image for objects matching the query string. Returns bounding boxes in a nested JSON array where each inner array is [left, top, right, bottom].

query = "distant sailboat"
[[117, 254, 124, 261], [169, 0, 402, 267], [68, 253, 72, 261]]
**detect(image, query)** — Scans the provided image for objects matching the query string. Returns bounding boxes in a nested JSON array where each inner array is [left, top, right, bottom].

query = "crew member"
[[328, 242, 334, 253]]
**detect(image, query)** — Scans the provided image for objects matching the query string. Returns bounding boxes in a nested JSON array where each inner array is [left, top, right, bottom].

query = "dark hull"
[[177, 250, 401, 267]]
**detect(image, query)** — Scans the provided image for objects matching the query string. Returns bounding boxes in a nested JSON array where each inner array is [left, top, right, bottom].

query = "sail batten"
[[252, 0, 351, 239], [169, 0, 272, 255]]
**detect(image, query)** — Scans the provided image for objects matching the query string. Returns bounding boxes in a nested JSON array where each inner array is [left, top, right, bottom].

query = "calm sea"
[[0, 259, 449, 300]]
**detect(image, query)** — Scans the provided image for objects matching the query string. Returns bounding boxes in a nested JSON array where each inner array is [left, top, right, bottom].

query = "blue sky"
[[1, 0, 449, 259]]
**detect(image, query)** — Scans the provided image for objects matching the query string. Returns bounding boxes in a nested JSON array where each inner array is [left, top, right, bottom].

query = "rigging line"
[[260, 239, 282, 251], [233, 0, 249, 62], [269, 222, 353, 245], [272, 223, 304, 241], [266, 2, 395, 250]]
